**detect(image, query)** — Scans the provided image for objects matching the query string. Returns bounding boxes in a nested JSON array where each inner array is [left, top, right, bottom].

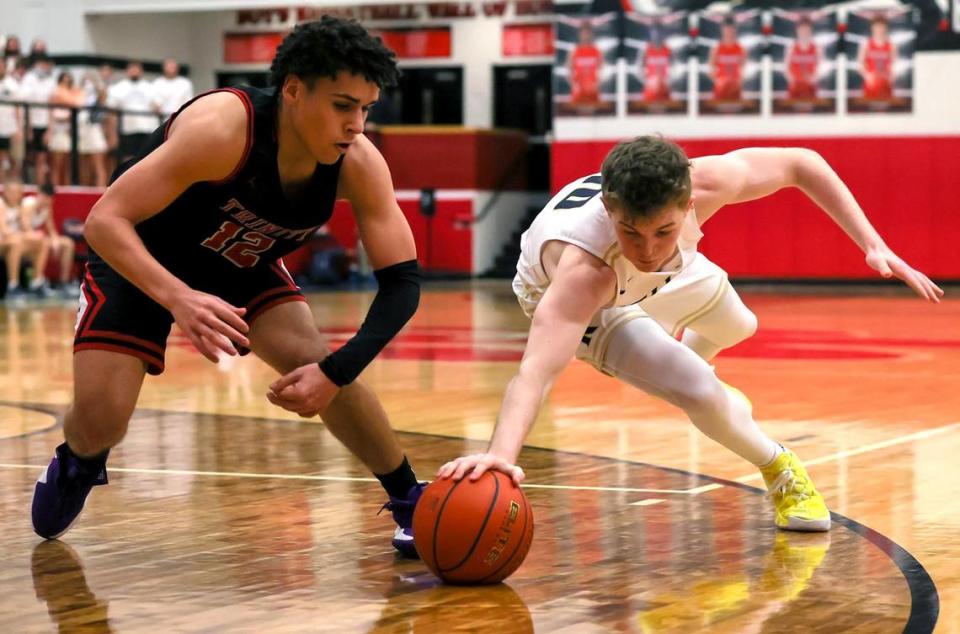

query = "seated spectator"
[[30, 182, 77, 295], [1, 177, 52, 299], [152, 58, 194, 118], [0, 203, 24, 299]]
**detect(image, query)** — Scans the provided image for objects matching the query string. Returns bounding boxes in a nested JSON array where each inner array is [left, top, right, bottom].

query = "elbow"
[[82, 204, 112, 252], [791, 147, 827, 189]]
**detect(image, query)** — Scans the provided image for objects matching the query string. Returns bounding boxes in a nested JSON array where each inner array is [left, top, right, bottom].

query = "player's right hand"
[[168, 289, 250, 363], [436, 453, 525, 487]]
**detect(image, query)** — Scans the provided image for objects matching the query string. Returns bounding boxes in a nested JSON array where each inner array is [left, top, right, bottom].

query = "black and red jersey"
[[104, 85, 343, 282]]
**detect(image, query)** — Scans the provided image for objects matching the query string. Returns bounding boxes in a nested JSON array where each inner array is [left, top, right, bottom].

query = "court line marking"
[[3, 423, 956, 500], [0, 463, 697, 495]]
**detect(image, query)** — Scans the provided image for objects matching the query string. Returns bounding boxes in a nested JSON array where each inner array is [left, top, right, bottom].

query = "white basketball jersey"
[[513, 173, 703, 317]]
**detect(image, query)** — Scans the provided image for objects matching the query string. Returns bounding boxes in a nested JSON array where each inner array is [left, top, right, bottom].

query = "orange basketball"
[[413, 471, 534, 585]]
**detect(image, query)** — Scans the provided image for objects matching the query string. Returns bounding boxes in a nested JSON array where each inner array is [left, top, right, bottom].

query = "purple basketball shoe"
[[381, 482, 426, 558], [32, 443, 108, 539]]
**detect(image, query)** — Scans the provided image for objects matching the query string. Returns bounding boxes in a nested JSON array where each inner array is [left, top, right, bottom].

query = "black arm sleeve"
[[318, 259, 421, 386]]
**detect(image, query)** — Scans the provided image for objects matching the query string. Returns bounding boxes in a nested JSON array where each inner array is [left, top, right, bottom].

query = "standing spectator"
[[1, 177, 51, 298], [152, 58, 193, 118], [27, 38, 48, 65], [79, 71, 108, 187], [18, 53, 56, 184], [97, 64, 119, 175], [48, 71, 86, 186], [0, 62, 22, 180], [3, 35, 22, 73], [107, 61, 158, 163]]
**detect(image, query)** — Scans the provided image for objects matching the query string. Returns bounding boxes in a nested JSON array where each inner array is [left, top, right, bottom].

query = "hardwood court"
[[0, 282, 957, 633]]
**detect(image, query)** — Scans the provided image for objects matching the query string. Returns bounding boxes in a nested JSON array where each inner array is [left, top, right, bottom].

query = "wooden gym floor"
[[0, 280, 957, 633]]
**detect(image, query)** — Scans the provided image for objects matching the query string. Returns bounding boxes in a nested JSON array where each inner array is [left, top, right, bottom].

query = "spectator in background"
[[152, 58, 194, 118], [29, 182, 77, 296], [3, 35, 22, 73], [108, 61, 158, 163], [0, 190, 25, 299], [19, 53, 56, 184], [0, 62, 22, 180], [97, 64, 119, 175], [1, 177, 51, 298], [48, 71, 86, 186], [27, 38, 48, 65], [80, 70, 108, 187]]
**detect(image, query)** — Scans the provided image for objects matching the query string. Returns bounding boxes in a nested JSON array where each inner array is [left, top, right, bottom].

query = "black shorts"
[[0, 136, 10, 151], [74, 255, 306, 374], [29, 127, 47, 152]]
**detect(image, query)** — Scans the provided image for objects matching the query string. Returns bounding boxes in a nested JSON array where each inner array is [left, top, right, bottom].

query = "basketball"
[[413, 471, 534, 585]]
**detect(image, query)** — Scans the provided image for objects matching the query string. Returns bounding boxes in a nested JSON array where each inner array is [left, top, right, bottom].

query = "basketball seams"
[[431, 475, 473, 573], [476, 485, 534, 584], [438, 471, 501, 575]]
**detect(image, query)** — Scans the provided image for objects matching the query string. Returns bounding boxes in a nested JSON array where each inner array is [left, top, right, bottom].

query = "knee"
[[711, 308, 758, 349], [65, 402, 130, 451], [290, 340, 331, 371], [733, 309, 758, 344]]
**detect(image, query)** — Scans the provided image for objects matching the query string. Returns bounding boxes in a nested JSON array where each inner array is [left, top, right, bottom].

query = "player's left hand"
[[865, 244, 944, 303], [267, 363, 339, 418], [436, 453, 525, 486]]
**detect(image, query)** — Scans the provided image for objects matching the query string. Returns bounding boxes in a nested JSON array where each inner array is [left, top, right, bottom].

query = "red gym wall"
[[552, 136, 960, 280]]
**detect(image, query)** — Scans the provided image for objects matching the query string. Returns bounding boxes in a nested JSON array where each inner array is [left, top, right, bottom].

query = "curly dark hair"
[[600, 136, 691, 219], [270, 17, 400, 89]]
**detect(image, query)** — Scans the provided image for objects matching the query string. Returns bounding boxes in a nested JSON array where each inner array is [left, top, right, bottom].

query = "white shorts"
[[79, 122, 107, 154], [574, 253, 731, 372]]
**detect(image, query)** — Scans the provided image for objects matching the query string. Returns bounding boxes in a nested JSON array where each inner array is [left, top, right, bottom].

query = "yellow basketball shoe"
[[760, 450, 831, 532]]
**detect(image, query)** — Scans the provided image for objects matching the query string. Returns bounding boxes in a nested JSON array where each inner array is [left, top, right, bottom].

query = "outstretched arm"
[[268, 135, 419, 418], [436, 245, 616, 485], [692, 148, 943, 301]]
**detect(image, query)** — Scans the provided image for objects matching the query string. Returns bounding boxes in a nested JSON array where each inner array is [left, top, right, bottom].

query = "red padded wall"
[[552, 136, 960, 279]]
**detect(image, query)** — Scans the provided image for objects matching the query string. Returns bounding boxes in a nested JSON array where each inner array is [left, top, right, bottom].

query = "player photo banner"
[[697, 11, 763, 115], [847, 8, 914, 113], [624, 12, 690, 115], [771, 10, 839, 114], [554, 13, 620, 117]]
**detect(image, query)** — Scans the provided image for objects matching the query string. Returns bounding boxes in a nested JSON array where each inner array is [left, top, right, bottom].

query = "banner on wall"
[[770, 10, 839, 114], [554, 13, 619, 116], [847, 8, 914, 113], [697, 10, 763, 115], [624, 12, 689, 115]]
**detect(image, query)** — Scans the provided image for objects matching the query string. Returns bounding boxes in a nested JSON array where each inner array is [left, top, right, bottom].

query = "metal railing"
[[0, 98, 165, 185]]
